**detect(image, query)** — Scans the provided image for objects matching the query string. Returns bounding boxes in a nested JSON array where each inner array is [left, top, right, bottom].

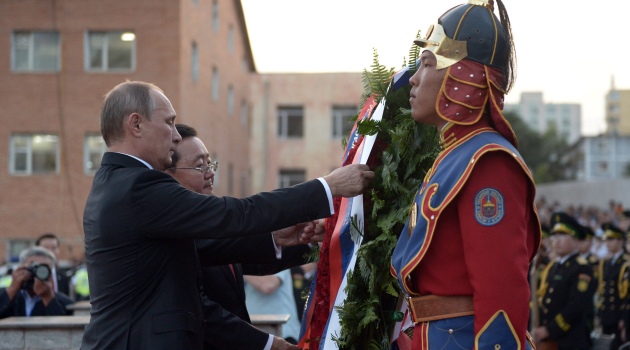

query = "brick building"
[[249, 73, 363, 193], [0, 0, 366, 266], [0, 0, 255, 263]]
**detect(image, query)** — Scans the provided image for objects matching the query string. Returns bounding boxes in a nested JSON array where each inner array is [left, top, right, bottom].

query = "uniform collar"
[[439, 117, 494, 150]]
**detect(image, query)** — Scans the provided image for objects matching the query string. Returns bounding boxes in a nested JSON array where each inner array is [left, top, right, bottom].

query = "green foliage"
[[332, 47, 439, 349]]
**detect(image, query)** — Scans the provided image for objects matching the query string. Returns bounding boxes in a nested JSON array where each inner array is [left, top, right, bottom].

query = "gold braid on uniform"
[[537, 261, 555, 302], [403, 327, 414, 340], [597, 260, 605, 309], [619, 262, 630, 299]]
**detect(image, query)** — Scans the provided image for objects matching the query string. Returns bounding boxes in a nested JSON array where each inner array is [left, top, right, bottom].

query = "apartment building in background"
[[605, 77, 630, 136], [249, 73, 364, 193], [505, 92, 582, 145], [0, 0, 256, 262]]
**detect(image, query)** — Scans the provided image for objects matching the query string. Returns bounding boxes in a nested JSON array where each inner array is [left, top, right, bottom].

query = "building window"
[[11, 31, 60, 72], [228, 24, 235, 54], [278, 169, 306, 188], [227, 163, 234, 195], [86, 31, 135, 71], [8, 239, 34, 263], [277, 106, 304, 138], [241, 57, 248, 72], [212, 152, 219, 189], [191, 42, 199, 82], [610, 91, 620, 101], [240, 170, 248, 197], [240, 100, 248, 128], [212, 0, 219, 32], [212, 66, 219, 101], [227, 85, 235, 115], [332, 106, 357, 138], [10, 134, 59, 175], [84, 134, 107, 174]]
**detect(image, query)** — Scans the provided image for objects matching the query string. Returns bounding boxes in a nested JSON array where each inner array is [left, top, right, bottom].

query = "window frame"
[[84, 30, 136, 72], [212, 0, 219, 32], [191, 42, 199, 82], [9, 134, 60, 175], [227, 85, 235, 115], [84, 134, 107, 174], [11, 31, 61, 72], [331, 105, 357, 138], [277, 106, 304, 139], [278, 169, 306, 188], [212, 66, 220, 101]]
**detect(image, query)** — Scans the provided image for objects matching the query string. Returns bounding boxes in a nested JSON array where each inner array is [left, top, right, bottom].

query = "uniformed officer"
[[389, 1, 541, 348], [580, 225, 599, 276], [622, 228, 630, 347], [534, 212, 596, 350], [579, 223, 599, 343], [597, 222, 630, 349]]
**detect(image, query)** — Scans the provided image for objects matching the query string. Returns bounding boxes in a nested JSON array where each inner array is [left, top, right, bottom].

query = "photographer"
[[0, 246, 74, 319]]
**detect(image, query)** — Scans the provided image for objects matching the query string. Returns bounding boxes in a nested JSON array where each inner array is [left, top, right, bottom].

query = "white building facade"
[[505, 92, 581, 145]]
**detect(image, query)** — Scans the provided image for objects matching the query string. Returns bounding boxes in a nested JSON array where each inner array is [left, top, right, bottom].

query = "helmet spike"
[[468, 0, 494, 11]]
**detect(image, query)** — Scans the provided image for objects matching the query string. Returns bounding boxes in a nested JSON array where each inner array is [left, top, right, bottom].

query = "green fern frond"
[[332, 30, 438, 350]]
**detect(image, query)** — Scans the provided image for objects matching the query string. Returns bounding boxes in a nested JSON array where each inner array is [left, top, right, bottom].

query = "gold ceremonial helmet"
[[414, 23, 467, 70], [413, 0, 505, 70]]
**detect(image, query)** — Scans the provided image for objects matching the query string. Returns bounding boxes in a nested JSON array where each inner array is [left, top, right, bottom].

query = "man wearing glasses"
[[166, 124, 311, 350]]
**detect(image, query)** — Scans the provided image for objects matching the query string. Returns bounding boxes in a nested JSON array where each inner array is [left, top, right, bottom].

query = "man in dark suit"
[[166, 124, 315, 350], [81, 81, 373, 350]]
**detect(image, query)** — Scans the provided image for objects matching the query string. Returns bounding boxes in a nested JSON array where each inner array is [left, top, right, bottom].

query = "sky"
[[241, 0, 630, 136]]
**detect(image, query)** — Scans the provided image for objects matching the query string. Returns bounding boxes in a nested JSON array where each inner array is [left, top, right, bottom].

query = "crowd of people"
[[533, 199, 630, 350]]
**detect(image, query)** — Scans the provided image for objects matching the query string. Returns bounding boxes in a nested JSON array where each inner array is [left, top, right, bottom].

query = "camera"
[[21, 263, 52, 291]]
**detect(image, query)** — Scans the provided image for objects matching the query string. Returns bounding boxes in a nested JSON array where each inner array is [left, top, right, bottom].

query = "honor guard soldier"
[[389, 0, 541, 349], [579, 223, 599, 343], [534, 212, 596, 350], [597, 222, 630, 349]]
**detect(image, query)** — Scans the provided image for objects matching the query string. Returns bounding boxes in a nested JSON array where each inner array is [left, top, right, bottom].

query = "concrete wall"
[[536, 178, 630, 208]]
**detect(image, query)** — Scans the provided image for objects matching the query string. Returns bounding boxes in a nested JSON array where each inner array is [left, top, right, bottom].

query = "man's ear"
[[127, 113, 143, 138]]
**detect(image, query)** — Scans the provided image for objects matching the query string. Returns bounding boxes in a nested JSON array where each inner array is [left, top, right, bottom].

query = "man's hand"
[[310, 219, 326, 244], [533, 326, 549, 343], [323, 164, 374, 198], [270, 336, 300, 350], [5, 266, 30, 300], [273, 221, 318, 246]]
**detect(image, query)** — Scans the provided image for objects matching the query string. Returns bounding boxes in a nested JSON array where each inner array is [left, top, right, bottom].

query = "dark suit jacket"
[[196, 236, 311, 350], [0, 288, 74, 318], [81, 153, 330, 350]]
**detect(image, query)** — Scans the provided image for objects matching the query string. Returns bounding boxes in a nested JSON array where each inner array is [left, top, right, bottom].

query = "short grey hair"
[[19, 246, 56, 265], [100, 81, 163, 147]]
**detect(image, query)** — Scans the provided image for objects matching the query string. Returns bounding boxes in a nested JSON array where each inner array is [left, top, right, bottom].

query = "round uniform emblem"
[[474, 188, 504, 226]]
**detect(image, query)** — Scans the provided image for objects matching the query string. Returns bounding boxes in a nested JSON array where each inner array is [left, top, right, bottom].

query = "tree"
[[504, 111, 577, 183]]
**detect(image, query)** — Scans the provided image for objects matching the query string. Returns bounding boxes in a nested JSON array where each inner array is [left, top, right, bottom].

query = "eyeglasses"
[[170, 161, 219, 174]]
